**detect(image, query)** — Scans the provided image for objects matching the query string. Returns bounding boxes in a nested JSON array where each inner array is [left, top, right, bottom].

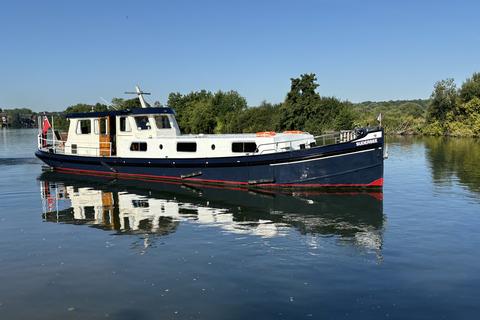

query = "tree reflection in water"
[[424, 137, 480, 194]]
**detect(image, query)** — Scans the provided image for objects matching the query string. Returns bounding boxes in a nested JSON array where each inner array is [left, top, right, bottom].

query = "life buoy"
[[256, 131, 276, 137], [283, 130, 304, 134]]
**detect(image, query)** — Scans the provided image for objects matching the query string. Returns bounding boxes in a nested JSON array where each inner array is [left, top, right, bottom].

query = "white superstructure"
[[41, 86, 317, 158]]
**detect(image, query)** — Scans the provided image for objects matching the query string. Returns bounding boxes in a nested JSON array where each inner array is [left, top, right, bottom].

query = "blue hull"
[[35, 130, 384, 188]]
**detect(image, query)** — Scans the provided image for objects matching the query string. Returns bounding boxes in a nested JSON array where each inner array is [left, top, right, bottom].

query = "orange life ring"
[[256, 131, 276, 137], [283, 130, 304, 134]]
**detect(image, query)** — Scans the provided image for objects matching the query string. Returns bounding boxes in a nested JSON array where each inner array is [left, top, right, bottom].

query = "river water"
[[0, 129, 479, 319]]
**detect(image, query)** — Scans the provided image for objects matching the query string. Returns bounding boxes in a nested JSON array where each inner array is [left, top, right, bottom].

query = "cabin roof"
[[65, 107, 175, 119]]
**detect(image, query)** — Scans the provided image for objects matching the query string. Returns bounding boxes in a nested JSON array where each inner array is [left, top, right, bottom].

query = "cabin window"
[[177, 142, 197, 152], [134, 116, 151, 130], [84, 206, 95, 219], [76, 119, 91, 135], [132, 200, 149, 208], [130, 142, 147, 152], [232, 142, 257, 153], [119, 117, 131, 132], [94, 118, 108, 135], [71, 144, 77, 154], [155, 115, 171, 129], [99, 118, 108, 134]]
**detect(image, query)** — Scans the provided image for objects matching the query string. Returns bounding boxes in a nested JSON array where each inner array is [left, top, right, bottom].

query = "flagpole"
[[52, 115, 55, 152]]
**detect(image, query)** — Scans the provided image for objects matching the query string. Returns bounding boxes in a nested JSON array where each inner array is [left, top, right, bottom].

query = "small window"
[[155, 115, 171, 129], [132, 200, 149, 208], [99, 118, 108, 134], [93, 118, 108, 135], [159, 144, 163, 150], [84, 206, 95, 219], [177, 142, 197, 152], [211, 144, 215, 150], [71, 144, 77, 154], [130, 142, 147, 152], [76, 120, 91, 134], [134, 116, 151, 130], [119, 117, 131, 132], [232, 142, 257, 153]]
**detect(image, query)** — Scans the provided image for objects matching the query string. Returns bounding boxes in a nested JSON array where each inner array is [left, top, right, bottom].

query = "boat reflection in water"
[[39, 172, 385, 256]]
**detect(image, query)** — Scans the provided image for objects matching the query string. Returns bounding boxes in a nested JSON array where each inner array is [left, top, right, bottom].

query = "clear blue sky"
[[1, 0, 479, 111]]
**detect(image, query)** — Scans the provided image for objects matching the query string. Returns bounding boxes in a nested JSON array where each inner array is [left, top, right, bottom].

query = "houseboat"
[[35, 87, 385, 188]]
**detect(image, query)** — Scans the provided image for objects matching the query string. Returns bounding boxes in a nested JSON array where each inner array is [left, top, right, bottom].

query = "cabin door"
[[98, 117, 111, 156]]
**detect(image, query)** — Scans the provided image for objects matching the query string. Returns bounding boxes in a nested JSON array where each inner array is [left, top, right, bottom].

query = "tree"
[[427, 78, 457, 122], [459, 72, 480, 103], [279, 73, 321, 130], [167, 90, 247, 134], [224, 101, 282, 133], [64, 103, 109, 114], [278, 73, 353, 134], [211, 91, 247, 133], [167, 90, 213, 133], [111, 97, 147, 110]]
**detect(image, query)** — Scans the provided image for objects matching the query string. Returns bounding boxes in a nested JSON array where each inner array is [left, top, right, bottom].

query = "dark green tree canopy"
[[459, 72, 480, 103], [427, 78, 457, 121], [279, 73, 353, 134], [167, 90, 246, 134]]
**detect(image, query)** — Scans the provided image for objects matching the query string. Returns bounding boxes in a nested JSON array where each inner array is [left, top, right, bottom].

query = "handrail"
[[38, 135, 112, 157], [255, 130, 357, 154]]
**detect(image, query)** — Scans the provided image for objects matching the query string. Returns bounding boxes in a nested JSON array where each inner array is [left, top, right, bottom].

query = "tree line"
[[423, 72, 480, 136], [3, 72, 480, 136]]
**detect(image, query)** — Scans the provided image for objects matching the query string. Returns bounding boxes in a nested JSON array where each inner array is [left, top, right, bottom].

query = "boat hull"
[[35, 132, 384, 188]]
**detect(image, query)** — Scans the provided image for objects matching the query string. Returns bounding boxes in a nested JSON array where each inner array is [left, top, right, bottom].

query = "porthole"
[[159, 144, 163, 150], [211, 144, 215, 150]]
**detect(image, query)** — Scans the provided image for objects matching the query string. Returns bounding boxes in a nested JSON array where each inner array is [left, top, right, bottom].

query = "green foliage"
[[64, 103, 109, 114], [1, 108, 36, 128], [459, 72, 480, 103], [224, 102, 282, 133], [167, 90, 247, 134], [277, 74, 354, 134], [6, 71, 480, 137], [427, 79, 457, 122], [278, 73, 321, 130], [351, 100, 428, 135], [424, 72, 480, 136], [111, 98, 147, 109]]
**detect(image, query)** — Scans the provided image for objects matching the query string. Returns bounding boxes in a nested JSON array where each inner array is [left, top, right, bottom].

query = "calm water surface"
[[0, 128, 479, 319]]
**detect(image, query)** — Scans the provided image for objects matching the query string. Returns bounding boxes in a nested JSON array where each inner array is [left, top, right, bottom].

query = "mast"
[[125, 86, 151, 109]]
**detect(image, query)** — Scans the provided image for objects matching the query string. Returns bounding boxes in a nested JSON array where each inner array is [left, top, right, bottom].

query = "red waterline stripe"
[[259, 178, 384, 188], [54, 167, 383, 188]]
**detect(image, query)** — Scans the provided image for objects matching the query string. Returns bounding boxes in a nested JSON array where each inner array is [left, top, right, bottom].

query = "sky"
[[1, 0, 479, 111]]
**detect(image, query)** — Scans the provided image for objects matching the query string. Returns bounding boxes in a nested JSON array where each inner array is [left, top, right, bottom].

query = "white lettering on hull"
[[356, 138, 378, 146]]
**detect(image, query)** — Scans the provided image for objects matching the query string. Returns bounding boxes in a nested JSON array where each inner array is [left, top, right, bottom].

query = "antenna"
[[125, 85, 151, 108]]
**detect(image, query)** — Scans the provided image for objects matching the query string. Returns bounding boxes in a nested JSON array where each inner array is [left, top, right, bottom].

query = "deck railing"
[[255, 130, 357, 154], [38, 135, 112, 157]]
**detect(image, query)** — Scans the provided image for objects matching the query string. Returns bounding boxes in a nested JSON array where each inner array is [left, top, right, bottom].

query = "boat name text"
[[356, 138, 378, 146]]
